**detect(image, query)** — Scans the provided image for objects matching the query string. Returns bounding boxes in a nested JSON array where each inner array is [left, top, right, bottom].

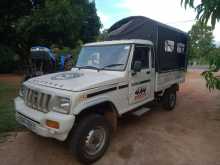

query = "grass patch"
[[0, 82, 20, 135]]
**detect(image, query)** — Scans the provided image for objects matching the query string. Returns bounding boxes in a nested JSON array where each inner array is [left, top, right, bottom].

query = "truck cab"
[[15, 39, 182, 163], [76, 40, 155, 108]]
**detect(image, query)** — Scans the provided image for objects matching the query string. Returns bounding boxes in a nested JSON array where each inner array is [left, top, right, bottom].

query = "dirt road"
[[1, 71, 220, 165], [0, 74, 23, 86]]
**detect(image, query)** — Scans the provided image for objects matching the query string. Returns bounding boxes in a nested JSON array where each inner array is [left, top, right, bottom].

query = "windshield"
[[76, 44, 131, 71]]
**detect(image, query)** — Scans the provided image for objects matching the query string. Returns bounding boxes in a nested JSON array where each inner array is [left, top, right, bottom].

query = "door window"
[[131, 46, 149, 69]]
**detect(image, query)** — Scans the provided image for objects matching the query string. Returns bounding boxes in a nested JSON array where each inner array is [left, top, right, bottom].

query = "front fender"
[[72, 95, 116, 115]]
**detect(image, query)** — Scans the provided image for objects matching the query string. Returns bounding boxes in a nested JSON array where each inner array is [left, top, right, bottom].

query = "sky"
[[95, 0, 220, 43]]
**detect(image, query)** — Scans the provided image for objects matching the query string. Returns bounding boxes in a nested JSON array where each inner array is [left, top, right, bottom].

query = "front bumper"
[[14, 97, 75, 141]]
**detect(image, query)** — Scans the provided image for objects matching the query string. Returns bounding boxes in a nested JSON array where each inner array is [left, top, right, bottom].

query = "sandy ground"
[[1, 71, 220, 165], [0, 74, 23, 85]]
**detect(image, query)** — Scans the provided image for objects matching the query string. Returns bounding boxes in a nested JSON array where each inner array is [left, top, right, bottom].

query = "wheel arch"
[[73, 100, 119, 131]]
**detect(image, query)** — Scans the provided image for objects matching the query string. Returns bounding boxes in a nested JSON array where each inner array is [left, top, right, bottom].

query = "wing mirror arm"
[[132, 61, 142, 76]]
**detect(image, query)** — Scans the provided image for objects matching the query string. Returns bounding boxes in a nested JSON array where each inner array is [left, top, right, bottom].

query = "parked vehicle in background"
[[15, 16, 188, 163], [23, 46, 73, 81], [23, 46, 56, 81]]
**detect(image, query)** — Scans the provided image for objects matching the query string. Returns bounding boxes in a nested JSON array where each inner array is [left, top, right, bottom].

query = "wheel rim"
[[169, 93, 176, 108], [84, 126, 106, 156]]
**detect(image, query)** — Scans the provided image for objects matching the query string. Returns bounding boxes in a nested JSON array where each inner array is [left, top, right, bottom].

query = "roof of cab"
[[84, 39, 153, 46]]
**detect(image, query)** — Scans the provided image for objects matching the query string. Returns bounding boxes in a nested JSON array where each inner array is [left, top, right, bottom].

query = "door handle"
[[146, 71, 150, 74], [131, 71, 137, 76]]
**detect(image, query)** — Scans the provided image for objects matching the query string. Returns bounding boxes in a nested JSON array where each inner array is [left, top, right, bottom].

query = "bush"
[[0, 45, 18, 73]]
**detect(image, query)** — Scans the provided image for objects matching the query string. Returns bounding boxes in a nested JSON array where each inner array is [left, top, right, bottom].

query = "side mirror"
[[133, 61, 142, 72]]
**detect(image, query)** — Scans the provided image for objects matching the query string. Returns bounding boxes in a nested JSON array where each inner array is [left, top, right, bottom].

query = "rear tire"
[[162, 88, 177, 111], [69, 114, 111, 164]]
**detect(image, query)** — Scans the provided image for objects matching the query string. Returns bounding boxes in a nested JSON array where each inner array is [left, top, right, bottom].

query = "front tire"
[[162, 88, 177, 111], [69, 114, 111, 164]]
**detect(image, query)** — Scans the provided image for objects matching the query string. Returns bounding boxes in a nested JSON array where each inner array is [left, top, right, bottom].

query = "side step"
[[132, 107, 151, 117]]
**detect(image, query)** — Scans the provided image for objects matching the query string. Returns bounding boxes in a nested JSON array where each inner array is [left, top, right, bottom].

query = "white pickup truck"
[[15, 16, 187, 163]]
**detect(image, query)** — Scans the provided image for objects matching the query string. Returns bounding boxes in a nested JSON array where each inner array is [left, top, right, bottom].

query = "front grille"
[[24, 88, 51, 113]]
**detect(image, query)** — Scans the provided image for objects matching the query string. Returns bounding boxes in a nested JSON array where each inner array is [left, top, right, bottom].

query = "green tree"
[[181, 0, 220, 27], [0, 0, 34, 72], [0, 0, 101, 70], [80, 1, 102, 43], [97, 29, 108, 41], [181, 0, 220, 90], [202, 48, 220, 90], [0, 0, 33, 46], [17, 0, 93, 60], [16, 0, 83, 62], [188, 21, 214, 64]]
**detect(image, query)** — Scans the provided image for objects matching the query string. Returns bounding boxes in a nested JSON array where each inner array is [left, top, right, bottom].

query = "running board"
[[132, 107, 151, 117]]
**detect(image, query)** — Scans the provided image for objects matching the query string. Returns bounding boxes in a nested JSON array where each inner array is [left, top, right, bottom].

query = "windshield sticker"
[[124, 46, 130, 50]]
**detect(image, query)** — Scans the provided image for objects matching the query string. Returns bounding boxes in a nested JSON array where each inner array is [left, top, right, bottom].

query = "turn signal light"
[[46, 120, 59, 129]]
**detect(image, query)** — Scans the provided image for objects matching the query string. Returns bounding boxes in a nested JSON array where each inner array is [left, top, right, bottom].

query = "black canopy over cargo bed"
[[106, 16, 188, 73]]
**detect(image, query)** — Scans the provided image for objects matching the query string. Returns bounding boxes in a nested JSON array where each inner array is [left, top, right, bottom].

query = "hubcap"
[[169, 93, 176, 107], [84, 126, 106, 156]]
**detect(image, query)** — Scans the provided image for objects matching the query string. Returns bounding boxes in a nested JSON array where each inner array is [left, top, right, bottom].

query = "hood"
[[26, 70, 124, 92]]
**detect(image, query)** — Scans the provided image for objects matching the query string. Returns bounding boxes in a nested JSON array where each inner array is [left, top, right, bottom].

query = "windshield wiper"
[[78, 65, 101, 70], [77, 64, 124, 71], [102, 63, 124, 69]]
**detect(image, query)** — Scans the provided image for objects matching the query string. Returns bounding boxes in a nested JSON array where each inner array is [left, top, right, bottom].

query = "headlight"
[[52, 97, 71, 114], [19, 85, 27, 98]]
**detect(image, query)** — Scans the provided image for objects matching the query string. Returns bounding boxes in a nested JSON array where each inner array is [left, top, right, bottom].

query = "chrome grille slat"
[[40, 93, 44, 109], [42, 94, 48, 112], [46, 95, 51, 110], [32, 91, 38, 109], [24, 88, 30, 104], [37, 92, 42, 110], [28, 89, 32, 106], [24, 88, 50, 113], [31, 90, 35, 108]]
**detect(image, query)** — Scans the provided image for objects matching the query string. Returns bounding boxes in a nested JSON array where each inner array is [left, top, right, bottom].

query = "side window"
[[177, 43, 185, 54], [165, 40, 175, 53], [132, 46, 149, 69]]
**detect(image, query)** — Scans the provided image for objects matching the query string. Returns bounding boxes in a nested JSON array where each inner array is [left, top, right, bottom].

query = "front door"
[[129, 45, 154, 105]]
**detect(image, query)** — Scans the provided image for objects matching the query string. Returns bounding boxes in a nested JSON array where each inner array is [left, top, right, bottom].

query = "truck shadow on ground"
[[11, 104, 165, 165]]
